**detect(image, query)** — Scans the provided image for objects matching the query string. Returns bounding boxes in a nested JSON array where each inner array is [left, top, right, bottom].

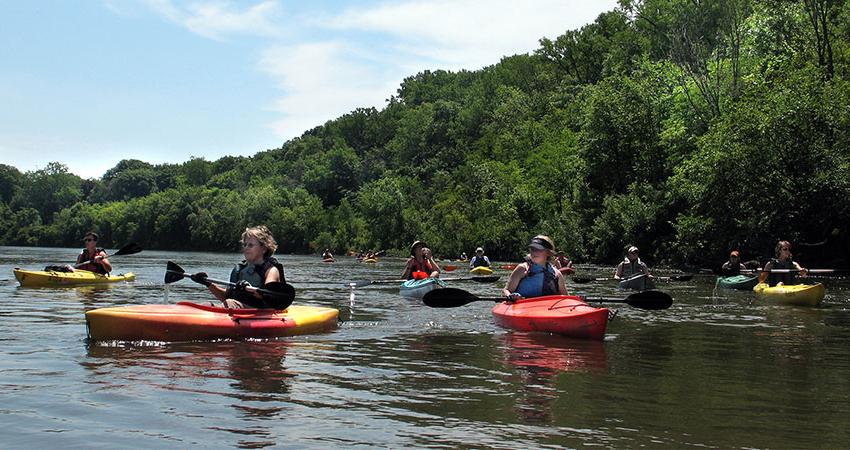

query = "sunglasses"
[[83, 238, 95, 242], [241, 242, 259, 249], [780, 247, 791, 251]]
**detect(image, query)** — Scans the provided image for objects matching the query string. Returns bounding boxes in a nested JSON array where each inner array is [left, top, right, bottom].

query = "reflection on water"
[[2, 246, 850, 448]]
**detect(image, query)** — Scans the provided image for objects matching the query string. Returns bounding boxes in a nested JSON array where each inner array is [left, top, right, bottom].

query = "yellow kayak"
[[86, 302, 339, 342], [469, 266, 493, 275], [753, 282, 825, 307], [13, 268, 135, 287]]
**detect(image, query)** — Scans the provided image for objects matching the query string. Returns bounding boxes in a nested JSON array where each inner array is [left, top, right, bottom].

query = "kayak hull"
[[362, 258, 378, 264], [469, 266, 493, 275], [399, 278, 446, 298], [322, 258, 335, 263], [86, 302, 339, 342], [618, 276, 654, 291], [492, 295, 609, 340], [753, 282, 824, 307], [717, 275, 758, 290], [14, 268, 135, 287]]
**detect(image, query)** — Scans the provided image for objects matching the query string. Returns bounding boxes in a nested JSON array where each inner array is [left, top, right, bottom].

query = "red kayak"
[[491, 295, 608, 340]]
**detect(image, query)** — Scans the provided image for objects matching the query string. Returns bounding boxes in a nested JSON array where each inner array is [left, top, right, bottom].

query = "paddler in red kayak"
[[402, 240, 441, 280], [75, 232, 112, 274], [502, 235, 568, 300], [758, 240, 808, 286], [192, 225, 285, 309], [554, 251, 573, 274]]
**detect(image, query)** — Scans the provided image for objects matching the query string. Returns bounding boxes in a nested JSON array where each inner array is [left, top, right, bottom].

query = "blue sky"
[[0, 1, 617, 179]]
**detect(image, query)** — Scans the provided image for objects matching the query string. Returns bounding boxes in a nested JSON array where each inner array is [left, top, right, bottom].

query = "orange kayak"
[[492, 295, 608, 340], [86, 302, 338, 342]]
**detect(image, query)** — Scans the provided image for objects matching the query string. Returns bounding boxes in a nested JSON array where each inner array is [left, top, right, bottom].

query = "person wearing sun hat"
[[721, 250, 747, 275], [469, 247, 491, 268], [502, 235, 568, 300], [401, 240, 441, 280], [614, 245, 652, 290]]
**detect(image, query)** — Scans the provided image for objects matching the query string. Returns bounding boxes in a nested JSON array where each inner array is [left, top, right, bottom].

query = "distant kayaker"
[[614, 246, 652, 281], [759, 240, 808, 286], [720, 250, 747, 275], [322, 249, 334, 260], [469, 247, 491, 268], [554, 251, 573, 272], [75, 232, 112, 274], [459, 252, 468, 261], [402, 240, 441, 280], [193, 225, 285, 309], [502, 235, 568, 300]]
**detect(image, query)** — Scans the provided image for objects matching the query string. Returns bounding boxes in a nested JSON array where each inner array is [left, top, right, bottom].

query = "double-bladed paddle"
[[165, 261, 295, 309], [73, 242, 143, 268], [345, 275, 500, 288], [422, 287, 673, 310], [572, 273, 693, 283]]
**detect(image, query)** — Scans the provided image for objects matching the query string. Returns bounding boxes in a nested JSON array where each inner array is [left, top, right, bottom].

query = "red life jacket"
[[78, 247, 108, 274], [407, 258, 433, 280]]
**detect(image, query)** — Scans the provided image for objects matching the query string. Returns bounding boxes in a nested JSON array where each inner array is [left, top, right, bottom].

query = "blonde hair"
[[242, 225, 278, 258]]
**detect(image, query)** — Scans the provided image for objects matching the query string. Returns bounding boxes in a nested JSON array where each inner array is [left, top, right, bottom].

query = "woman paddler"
[[502, 235, 568, 300], [758, 240, 808, 286], [401, 240, 441, 280], [191, 225, 285, 309]]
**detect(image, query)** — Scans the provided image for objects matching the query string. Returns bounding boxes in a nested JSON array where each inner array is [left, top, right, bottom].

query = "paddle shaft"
[[74, 246, 136, 268], [167, 270, 280, 297]]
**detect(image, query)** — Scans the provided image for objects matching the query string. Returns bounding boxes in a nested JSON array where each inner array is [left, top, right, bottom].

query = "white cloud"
[[258, 42, 402, 138], [141, 0, 284, 40]]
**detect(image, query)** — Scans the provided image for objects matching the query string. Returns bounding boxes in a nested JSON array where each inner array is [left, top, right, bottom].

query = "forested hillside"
[[2, 0, 849, 267]]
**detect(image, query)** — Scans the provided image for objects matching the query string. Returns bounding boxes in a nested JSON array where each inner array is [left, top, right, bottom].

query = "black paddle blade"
[[672, 274, 693, 282], [114, 242, 143, 256], [626, 290, 673, 310], [164, 261, 186, 284], [572, 277, 593, 284], [259, 282, 296, 309], [422, 288, 504, 308]]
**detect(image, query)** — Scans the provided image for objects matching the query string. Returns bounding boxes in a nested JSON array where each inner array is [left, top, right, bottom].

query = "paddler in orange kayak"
[[502, 235, 568, 300], [402, 240, 441, 280], [192, 225, 285, 308]]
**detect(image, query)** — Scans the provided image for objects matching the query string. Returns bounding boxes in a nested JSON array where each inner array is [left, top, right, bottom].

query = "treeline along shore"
[[1, 1, 849, 268]]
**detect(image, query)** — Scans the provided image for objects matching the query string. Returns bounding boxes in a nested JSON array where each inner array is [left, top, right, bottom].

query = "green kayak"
[[716, 275, 759, 290]]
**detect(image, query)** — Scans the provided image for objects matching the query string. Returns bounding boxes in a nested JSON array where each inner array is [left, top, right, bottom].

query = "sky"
[[0, 0, 618, 179]]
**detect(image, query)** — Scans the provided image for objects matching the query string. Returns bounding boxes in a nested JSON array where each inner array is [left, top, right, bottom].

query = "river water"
[[1, 246, 849, 448]]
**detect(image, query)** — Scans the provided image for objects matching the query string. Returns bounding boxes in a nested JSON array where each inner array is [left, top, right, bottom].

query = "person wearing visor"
[[721, 250, 747, 275], [402, 240, 441, 280], [614, 246, 652, 289], [502, 235, 568, 300], [758, 240, 808, 286], [469, 247, 491, 268]]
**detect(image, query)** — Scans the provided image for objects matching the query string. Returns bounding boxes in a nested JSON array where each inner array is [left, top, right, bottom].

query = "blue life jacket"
[[515, 261, 558, 298]]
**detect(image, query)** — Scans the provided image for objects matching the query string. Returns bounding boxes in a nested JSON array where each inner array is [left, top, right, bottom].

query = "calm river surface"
[[1, 246, 849, 448]]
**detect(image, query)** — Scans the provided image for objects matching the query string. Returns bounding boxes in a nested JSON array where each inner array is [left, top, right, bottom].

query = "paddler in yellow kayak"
[[758, 240, 808, 286], [469, 247, 491, 269], [402, 240, 441, 280], [502, 235, 568, 300], [192, 225, 285, 308], [75, 232, 113, 274]]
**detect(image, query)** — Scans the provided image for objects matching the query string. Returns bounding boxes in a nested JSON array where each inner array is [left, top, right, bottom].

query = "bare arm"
[[502, 264, 529, 298]]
